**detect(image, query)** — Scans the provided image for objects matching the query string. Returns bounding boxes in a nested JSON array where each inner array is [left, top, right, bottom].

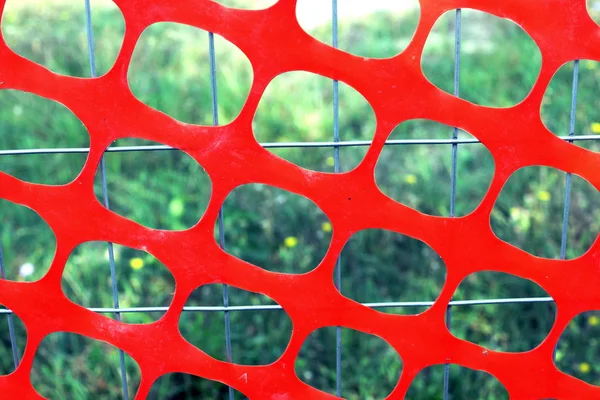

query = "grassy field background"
[[1, 0, 600, 399]]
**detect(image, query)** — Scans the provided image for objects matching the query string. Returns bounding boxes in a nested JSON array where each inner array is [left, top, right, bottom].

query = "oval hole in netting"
[[62, 241, 175, 323], [491, 166, 600, 259], [94, 138, 212, 231], [296, 0, 420, 59], [128, 22, 253, 126], [451, 271, 556, 352], [422, 8, 541, 107], [31, 332, 141, 399], [179, 284, 292, 366], [337, 228, 446, 315], [0, 198, 56, 282], [253, 71, 375, 172], [0, 90, 89, 185], [217, 184, 332, 274], [541, 59, 600, 153], [2, 0, 125, 78], [295, 327, 402, 398], [375, 119, 494, 217]]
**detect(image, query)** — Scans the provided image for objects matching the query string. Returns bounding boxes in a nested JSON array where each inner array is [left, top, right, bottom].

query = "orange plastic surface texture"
[[1, 0, 600, 398]]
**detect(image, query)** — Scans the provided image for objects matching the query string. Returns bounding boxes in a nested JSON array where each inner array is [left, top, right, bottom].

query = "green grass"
[[0, 2, 600, 399]]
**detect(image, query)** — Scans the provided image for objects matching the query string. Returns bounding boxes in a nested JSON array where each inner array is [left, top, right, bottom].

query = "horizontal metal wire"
[[1, 135, 599, 156], [0, 297, 554, 315]]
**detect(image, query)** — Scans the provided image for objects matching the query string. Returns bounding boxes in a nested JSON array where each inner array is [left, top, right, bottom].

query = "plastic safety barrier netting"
[[1, 0, 600, 398]]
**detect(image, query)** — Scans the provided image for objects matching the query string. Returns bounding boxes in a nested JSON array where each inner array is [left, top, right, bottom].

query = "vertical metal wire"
[[553, 60, 579, 362], [331, 0, 342, 397], [443, 305, 452, 400], [444, 9, 461, 400], [560, 60, 579, 260], [207, 31, 235, 400], [83, 2, 129, 398], [449, 9, 461, 218], [0, 247, 19, 368]]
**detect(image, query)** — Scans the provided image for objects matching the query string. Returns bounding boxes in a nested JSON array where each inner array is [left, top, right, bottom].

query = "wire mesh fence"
[[1, 0, 600, 399]]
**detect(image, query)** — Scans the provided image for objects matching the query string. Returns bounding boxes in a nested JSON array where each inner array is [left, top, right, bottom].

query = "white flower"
[[19, 262, 34, 278]]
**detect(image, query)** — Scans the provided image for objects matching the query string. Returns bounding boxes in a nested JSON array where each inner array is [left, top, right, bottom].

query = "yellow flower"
[[579, 362, 591, 374], [129, 257, 144, 270], [590, 315, 600, 326], [284, 236, 298, 248], [584, 60, 598, 71], [404, 174, 417, 185], [321, 222, 332, 233], [537, 190, 551, 202], [591, 122, 600, 134], [326, 156, 335, 167], [509, 207, 522, 220]]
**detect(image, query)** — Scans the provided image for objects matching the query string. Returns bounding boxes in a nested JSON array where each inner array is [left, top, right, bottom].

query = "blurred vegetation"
[[0, 1, 600, 399]]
